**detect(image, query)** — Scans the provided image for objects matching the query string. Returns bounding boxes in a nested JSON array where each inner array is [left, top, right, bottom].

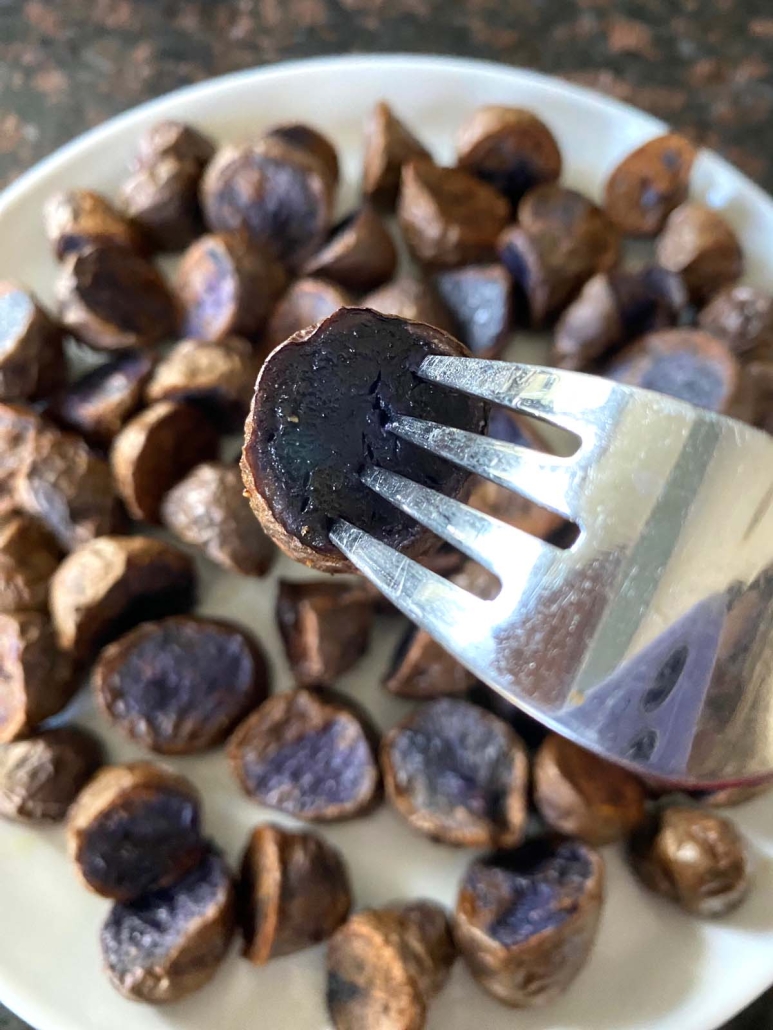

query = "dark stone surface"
[[1, 0, 773, 191], [0, 1, 771, 1026]]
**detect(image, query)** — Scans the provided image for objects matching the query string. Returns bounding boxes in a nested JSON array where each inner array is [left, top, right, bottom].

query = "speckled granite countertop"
[[1, 1, 773, 1028]]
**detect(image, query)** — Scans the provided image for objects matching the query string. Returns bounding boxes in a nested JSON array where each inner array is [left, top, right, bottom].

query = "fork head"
[[330, 357, 773, 787]]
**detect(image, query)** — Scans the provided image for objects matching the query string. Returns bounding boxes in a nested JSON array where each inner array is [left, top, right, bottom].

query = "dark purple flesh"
[[101, 848, 229, 980], [247, 308, 485, 553], [80, 791, 203, 897], [474, 153, 549, 209], [465, 839, 594, 946], [99, 620, 264, 751], [52, 351, 153, 440], [239, 721, 372, 816], [387, 698, 516, 825], [182, 241, 236, 341], [434, 266, 510, 357], [609, 349, 725, 410]]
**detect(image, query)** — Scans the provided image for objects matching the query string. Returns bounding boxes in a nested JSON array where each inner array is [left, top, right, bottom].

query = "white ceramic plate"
[[0, 54, 772, 1030]]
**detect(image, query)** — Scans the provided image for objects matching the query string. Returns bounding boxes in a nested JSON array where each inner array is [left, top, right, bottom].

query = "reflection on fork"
[[330, 356, 773, 787]]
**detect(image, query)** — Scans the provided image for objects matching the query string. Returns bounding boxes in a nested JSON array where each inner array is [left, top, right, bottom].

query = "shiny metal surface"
[[330, 356, 773, 787]]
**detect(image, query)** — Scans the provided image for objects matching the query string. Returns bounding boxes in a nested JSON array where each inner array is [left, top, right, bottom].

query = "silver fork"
[[330, 356, 773, 788]]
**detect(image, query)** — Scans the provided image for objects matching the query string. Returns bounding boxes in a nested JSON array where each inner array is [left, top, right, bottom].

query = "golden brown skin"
[[15, 424, 121, 550], [263, 277, 354, 351], [239, 823, 351, 964], [455, 839, 605, 1007], [457, 105, 562, 206], [133, 120, 215, 172], [119, 156, 204, 253], [656, 201, 743, 303], [264, 123, 340, 190], [628, 806, 750, 916], [0, 403, 42, 517], [363, 276, 456, 334], [43, 189, 146, 259], [533, 734, 646, 845], [327, 901, 456, 1030], [0, 282, 66, 403], [47, 351, 154, 448], [362, 101, 432, 208], [162, 462, 275, 576], [0, 514, 61, 613], [383, 628, 476, 700], [0, 726, 103, 823], [56, 244, 177, 351], [604, 133, 697, 237], [49, 535, 195, 660], [276, 579, 374, 688], [145, 336, 259, 428], [0, 611, 75, 744], [67, 762, 204, 901], [398, 160, 511, 268], [302, 206, 398, 293], [110, 401, 220, 523], [699, 284, 773, 361]]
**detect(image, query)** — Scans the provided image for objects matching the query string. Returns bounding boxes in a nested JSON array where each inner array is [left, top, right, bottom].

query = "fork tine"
[[389, 415, 580, 520], [360, 466, 557, 573], [418, 355, 618, 438], [329, 520, 489, 636]]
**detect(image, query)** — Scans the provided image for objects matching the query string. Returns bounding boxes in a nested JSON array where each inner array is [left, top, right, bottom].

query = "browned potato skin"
[[0, 514, 61, 613], [110, 401, 220, 523], [363, 276, 456, 334], [43, 189, 146, 259], [455, 841, 605, 1008], [0, 283, 66, 403], [49, 535, 195, 660], [362, 101, 432, 208], [133, 120, 215, 172], [0, 403, 43, 517], [276, 579, 374, 688], [263, 278, 354, 351], [14, 423, 121, 551], [603, 134, 697, 237], [239, 823, 351, 964], [383, 628, 476, 700], [628, 806, 750, 916], [0, 727, 103, 823], [264, 123, 340, 190], [119, 157, 204, 253], [47, 351, 155, 448], [302, 206, 397, 293], [398, 160, 511, 268], [534, 734, 646, 845], [0, 611, 75, 744], [327, 901, 456, 1030], [457, 106, 562, 205], [67, 762, 204, 901], [656, 202, 743, 304], [145, 336, 259, 428], [699, 285, 773, 361], [56, 244, 177, 351], [162, 462, 275, 576]]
